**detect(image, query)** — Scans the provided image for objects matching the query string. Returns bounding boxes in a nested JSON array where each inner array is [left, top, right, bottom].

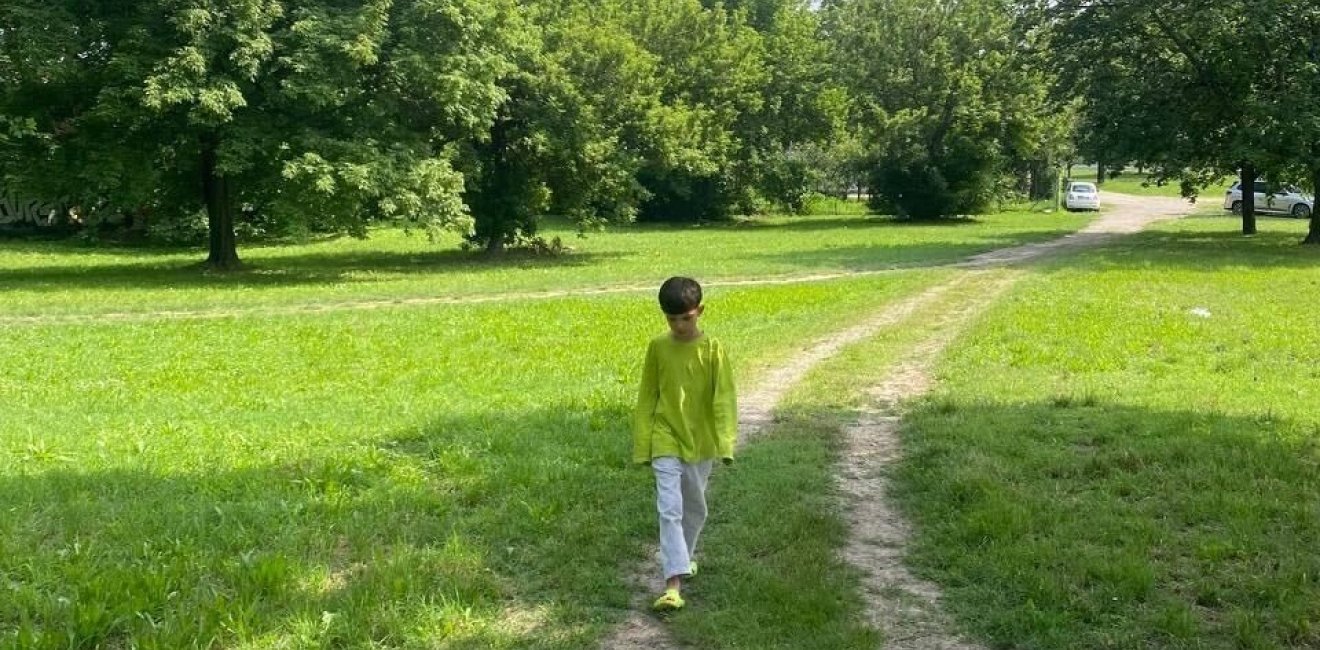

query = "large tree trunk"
[[1096, 160, 1107, 185], [1305, 166, 1320, 245], [202, 135, 241, 270], [1240, 162, 1257, 236]]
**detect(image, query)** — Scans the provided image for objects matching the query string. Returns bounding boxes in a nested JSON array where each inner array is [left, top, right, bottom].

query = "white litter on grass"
[[1189, 307, 1212, 318]]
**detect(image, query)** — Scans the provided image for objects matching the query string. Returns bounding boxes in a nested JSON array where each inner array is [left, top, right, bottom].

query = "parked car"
[[1064, 181, 1100, 211], [1223, 181, 1313, 218]]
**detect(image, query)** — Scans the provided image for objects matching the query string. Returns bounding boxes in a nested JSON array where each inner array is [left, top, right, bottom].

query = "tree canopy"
[[1045, 0, 1320, 242], [5, 0, 1313, 261], [0, 0, 529, 267], [828, 0, 1067, 218], [1, 0, 856, 262]]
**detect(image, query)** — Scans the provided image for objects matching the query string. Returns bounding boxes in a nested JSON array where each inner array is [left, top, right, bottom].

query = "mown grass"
[[896, 215, 1320, 648], [0, 210, 1087, 317], [664, 411, 880, 650], [16, 200, 1313, 648], [1, 270, 955, 648]]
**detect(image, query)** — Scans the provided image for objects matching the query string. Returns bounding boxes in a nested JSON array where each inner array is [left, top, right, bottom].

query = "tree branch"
[[1147, 6, 1216, 86]]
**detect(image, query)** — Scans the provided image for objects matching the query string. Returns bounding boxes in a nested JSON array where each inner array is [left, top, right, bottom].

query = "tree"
[[1255, 1, 1320, 244], [618, 0, 842, 221], [829, 0, 1061, 218], [1045, 0, 1320, 242], [0, 0, 521, 268], [627, 0, 769, 221], [737, 1, 849, 212], [464, 0, 824, 232], [458, 0, 678, 252]]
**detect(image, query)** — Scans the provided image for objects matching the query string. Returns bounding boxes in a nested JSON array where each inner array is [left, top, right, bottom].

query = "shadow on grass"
[[733, 230, 1078, 274], [895, 397, 1320, 649], [666, 407, 881, 650], [0, 217, 1065, 295], [0, 237, 199, 258], [605, 214, 987, 236], [742, 215, 986, 233], [0, 247, 631, 294], [1065, 226, 1320, 273], [1, 405, 643, 648], [6, 214, 1310, 301]]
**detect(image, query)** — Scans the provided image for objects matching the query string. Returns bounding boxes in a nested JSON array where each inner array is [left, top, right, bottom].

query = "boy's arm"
[[712, 341, 737, 463], [632, 341, 659, 464]]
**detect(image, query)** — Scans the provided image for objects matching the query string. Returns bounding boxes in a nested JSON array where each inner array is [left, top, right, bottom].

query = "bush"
[[801, 192, 870, 216], [868, 156, 956, 218], [636, 169, 732, 222], [761, 153, 817, 214], [867, 136, 1000, 219], [146, 209, 209, 245]]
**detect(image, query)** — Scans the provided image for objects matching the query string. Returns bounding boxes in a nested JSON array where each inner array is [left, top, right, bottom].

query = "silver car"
[[1223, 181, 1314, 218], [1064, 181, 1100, 211]]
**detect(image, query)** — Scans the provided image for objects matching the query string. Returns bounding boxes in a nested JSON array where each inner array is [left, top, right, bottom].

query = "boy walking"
[[633, 276, 737, 612]]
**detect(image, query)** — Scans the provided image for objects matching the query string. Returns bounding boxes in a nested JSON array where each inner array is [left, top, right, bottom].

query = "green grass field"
[[3, 271, 959, 649], [897, 215, 1320, 648], [0, 210, 1085, 317], [4, 206, 1317, 649], [1, 208, 1044, 649], [661, 213, 1318, 650]]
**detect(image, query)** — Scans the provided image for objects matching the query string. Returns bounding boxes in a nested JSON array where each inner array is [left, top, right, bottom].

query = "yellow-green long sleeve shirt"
[[633, 334, 737, 464]]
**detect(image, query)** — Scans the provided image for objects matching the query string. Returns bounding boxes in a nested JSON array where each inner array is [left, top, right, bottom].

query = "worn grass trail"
[[601, 194, 1197, 649], [835, 272, 1020, 650], [601, 273, 982, 650]]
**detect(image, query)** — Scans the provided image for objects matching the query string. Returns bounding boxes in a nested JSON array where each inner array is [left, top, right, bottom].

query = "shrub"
[[868, 136, 1000, 219], [146, 209, 209, 245]]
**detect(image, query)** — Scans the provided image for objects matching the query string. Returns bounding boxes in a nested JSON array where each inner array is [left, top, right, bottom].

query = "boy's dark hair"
[[658, 276, 702, 315]]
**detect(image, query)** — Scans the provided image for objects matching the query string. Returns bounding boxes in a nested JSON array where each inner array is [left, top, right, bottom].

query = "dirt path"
[[957, 193, 1189, 268], [600, 195, 1197, 649], [837, 274, 1019, 650], [601, 274, 978, 650], [834, 192, 1196, 649]]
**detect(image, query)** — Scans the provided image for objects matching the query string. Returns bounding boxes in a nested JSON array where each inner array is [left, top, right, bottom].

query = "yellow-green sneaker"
[[652, 588, 684, 612]]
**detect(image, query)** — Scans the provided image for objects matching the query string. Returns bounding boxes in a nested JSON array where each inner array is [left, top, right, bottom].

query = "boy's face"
[[664, 305, 704, 340]]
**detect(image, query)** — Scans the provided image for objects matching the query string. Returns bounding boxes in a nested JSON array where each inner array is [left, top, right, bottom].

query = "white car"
[[1223, 181, 1313, 218], [1064, 181, 1100, 211]]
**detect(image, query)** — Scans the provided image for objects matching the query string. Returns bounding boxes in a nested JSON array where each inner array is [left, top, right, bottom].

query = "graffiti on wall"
[[0, 189, 68, 227]]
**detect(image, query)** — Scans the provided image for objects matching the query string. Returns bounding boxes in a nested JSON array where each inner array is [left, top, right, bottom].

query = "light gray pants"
[[652, 456, 715, 580]]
